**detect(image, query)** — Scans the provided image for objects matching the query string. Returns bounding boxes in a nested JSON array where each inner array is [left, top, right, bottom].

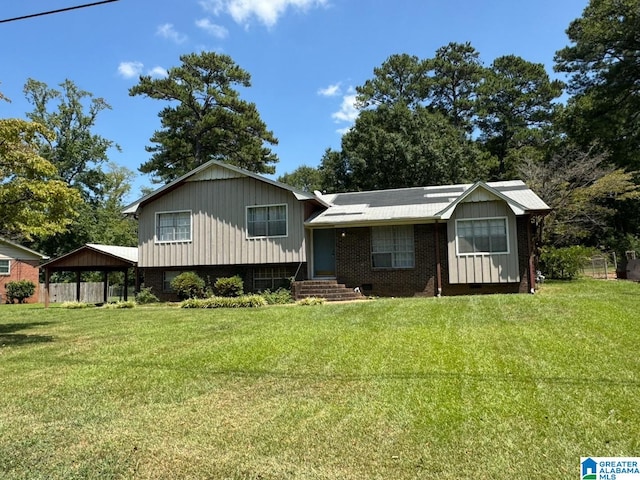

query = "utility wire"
[[0, 0, 120, 24]]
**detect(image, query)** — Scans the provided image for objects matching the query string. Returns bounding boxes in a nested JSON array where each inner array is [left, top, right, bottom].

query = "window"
[[0, 259, 9, 275], [247, 205, 287, 238], [456, 218, 508, 255], [253, 267, 291, 291], [156, 211, 191, 243], [371, 225, 415, 269], [163, 271, 182, 292]]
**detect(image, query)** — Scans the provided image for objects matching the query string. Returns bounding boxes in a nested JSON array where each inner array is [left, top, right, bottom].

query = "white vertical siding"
[[447, 201, 520, 284], [138, 177, 307, 267], [0, 242, 43, 261]]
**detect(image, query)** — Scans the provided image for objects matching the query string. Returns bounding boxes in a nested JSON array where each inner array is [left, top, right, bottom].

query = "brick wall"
[[336, 218, 534, 298], [141, 263, 305, 301], [335, 225, 437, 297], [0, 259, 41, 304]]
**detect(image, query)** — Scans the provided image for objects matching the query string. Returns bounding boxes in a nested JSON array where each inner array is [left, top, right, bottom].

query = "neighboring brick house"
[[0, 237, 49, 304], [124, 160, 550, 301]]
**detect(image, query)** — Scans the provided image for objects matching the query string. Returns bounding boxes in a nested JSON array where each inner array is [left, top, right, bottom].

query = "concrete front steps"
[[292, 280, 364, 302]]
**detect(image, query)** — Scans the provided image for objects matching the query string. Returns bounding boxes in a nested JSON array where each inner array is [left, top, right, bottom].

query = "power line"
[[0, 0, 120, 24]]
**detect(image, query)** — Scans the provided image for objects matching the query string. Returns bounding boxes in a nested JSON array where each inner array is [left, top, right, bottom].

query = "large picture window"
[[0, 259, 10, 275], [156, 211, 191, 243], [371, 225, 415, 269], [456, 217, 508, 255], [247, 205, 287, 238]]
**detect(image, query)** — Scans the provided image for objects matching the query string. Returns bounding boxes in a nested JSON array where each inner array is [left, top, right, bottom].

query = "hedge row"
[[180, 295, 268, 309]]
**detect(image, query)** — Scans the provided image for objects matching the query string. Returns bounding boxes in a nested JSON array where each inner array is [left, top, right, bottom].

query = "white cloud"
[[331, 92, 358, 124], [117, 61, 144, 79], [156, 23, 187, 44], [195, 18, 229, 39], [148, 66, 168, 78], [317, 83, 341, 97], [336, 126, 353, 136], [199, 0, 328, 28]]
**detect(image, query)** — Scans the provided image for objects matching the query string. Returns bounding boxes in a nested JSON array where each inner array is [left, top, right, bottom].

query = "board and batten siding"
[[446, 200, 520, 284], [138, 177, 307, 268]]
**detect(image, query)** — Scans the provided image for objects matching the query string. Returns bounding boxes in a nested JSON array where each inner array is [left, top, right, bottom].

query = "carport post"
[[103, 271, 108, 304], [44, 268, 50, 308], [123, 268, 129, 301], [75, 271, 81, 302]]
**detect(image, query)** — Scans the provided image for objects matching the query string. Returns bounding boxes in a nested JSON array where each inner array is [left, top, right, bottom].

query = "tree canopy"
[[326, 104, 487, 192], [129, 51, 278, 184], [555, 0, 640, 170], [24, 78, 116, 200], [18, 79, 136, 257], [0, 119, 80, 240]]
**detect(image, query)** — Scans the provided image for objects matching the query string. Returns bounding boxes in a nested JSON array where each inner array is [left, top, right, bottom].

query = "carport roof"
[[40, 244, 138, 271]]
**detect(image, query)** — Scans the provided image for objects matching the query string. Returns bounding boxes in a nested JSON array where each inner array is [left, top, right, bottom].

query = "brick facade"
[[141, 263, 305, 301], [0, 259, 41, 304], [336, 217, 534, 297]]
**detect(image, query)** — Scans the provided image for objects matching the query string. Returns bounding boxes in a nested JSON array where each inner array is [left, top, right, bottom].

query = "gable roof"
[[41, 244, 138, 270], [123, 160, 330, 215], [306, 180, 550, 227], [0, 237, 49, 260]]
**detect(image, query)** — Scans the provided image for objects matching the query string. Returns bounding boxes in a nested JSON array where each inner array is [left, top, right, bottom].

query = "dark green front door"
[[313, 229, 336, 277]]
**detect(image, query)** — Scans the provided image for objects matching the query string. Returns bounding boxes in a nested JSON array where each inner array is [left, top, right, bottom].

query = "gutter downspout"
[[435, 221, 442, 297], [527, 215, 536, 294]]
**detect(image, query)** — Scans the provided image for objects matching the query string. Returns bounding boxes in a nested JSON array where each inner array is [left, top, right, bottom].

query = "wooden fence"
[[38, 283, 133, 303]]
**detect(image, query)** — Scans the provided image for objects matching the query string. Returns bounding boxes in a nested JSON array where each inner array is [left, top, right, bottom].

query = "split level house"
[[0, 237, 49, 304], [124, 160, 551, 301]]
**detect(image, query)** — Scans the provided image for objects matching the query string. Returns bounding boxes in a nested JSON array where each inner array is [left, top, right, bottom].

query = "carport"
[[41, 244, 138, 307]]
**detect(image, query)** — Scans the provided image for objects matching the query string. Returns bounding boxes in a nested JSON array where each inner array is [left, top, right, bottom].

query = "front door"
[[313, 229, 336, 277]]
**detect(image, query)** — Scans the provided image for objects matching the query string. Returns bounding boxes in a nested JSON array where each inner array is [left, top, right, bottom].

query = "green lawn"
[[1, 279, 639, 479]]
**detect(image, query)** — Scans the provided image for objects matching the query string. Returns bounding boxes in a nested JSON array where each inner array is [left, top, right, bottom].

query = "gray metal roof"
[[307, 180, 550, 227]]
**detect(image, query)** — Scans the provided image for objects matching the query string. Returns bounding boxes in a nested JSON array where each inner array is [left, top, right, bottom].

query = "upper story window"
[[247, 204, 287, 238], [456, 217, 508, 255], [371, 225, 415, 269], [0, 259, 10, 275], [156, 211, 192, 243]]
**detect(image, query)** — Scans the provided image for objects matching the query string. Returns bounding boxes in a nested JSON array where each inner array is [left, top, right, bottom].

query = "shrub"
[[5, 280, 36, 304], [181, 294, 267, 309], [213, 275, 244, 297], [171, 272, 206, 299], [61, 301, 95, 309], [296, 296, 325, 306], [103, 301, 136, 309], [135, 286, 159, 304], [260, 288, 293, 305], [539, 245, 596, 280]]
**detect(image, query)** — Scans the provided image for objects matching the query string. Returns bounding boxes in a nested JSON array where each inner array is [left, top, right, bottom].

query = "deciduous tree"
[[326, 104, 487, 192], [278, 165, 323, 192], [0, 119, 80, 240], [519, 144, 639, 247], [24, 78, 115, 200]]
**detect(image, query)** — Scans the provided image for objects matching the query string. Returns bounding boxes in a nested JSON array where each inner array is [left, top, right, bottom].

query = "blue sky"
[[1, 0, 588, 200]]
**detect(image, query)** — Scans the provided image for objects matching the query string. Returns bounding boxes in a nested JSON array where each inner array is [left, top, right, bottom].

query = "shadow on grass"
[[0, 322, 54, 347]]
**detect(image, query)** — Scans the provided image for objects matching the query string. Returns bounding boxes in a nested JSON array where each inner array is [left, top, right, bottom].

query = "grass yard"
[[1, 279, 639, 479]]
